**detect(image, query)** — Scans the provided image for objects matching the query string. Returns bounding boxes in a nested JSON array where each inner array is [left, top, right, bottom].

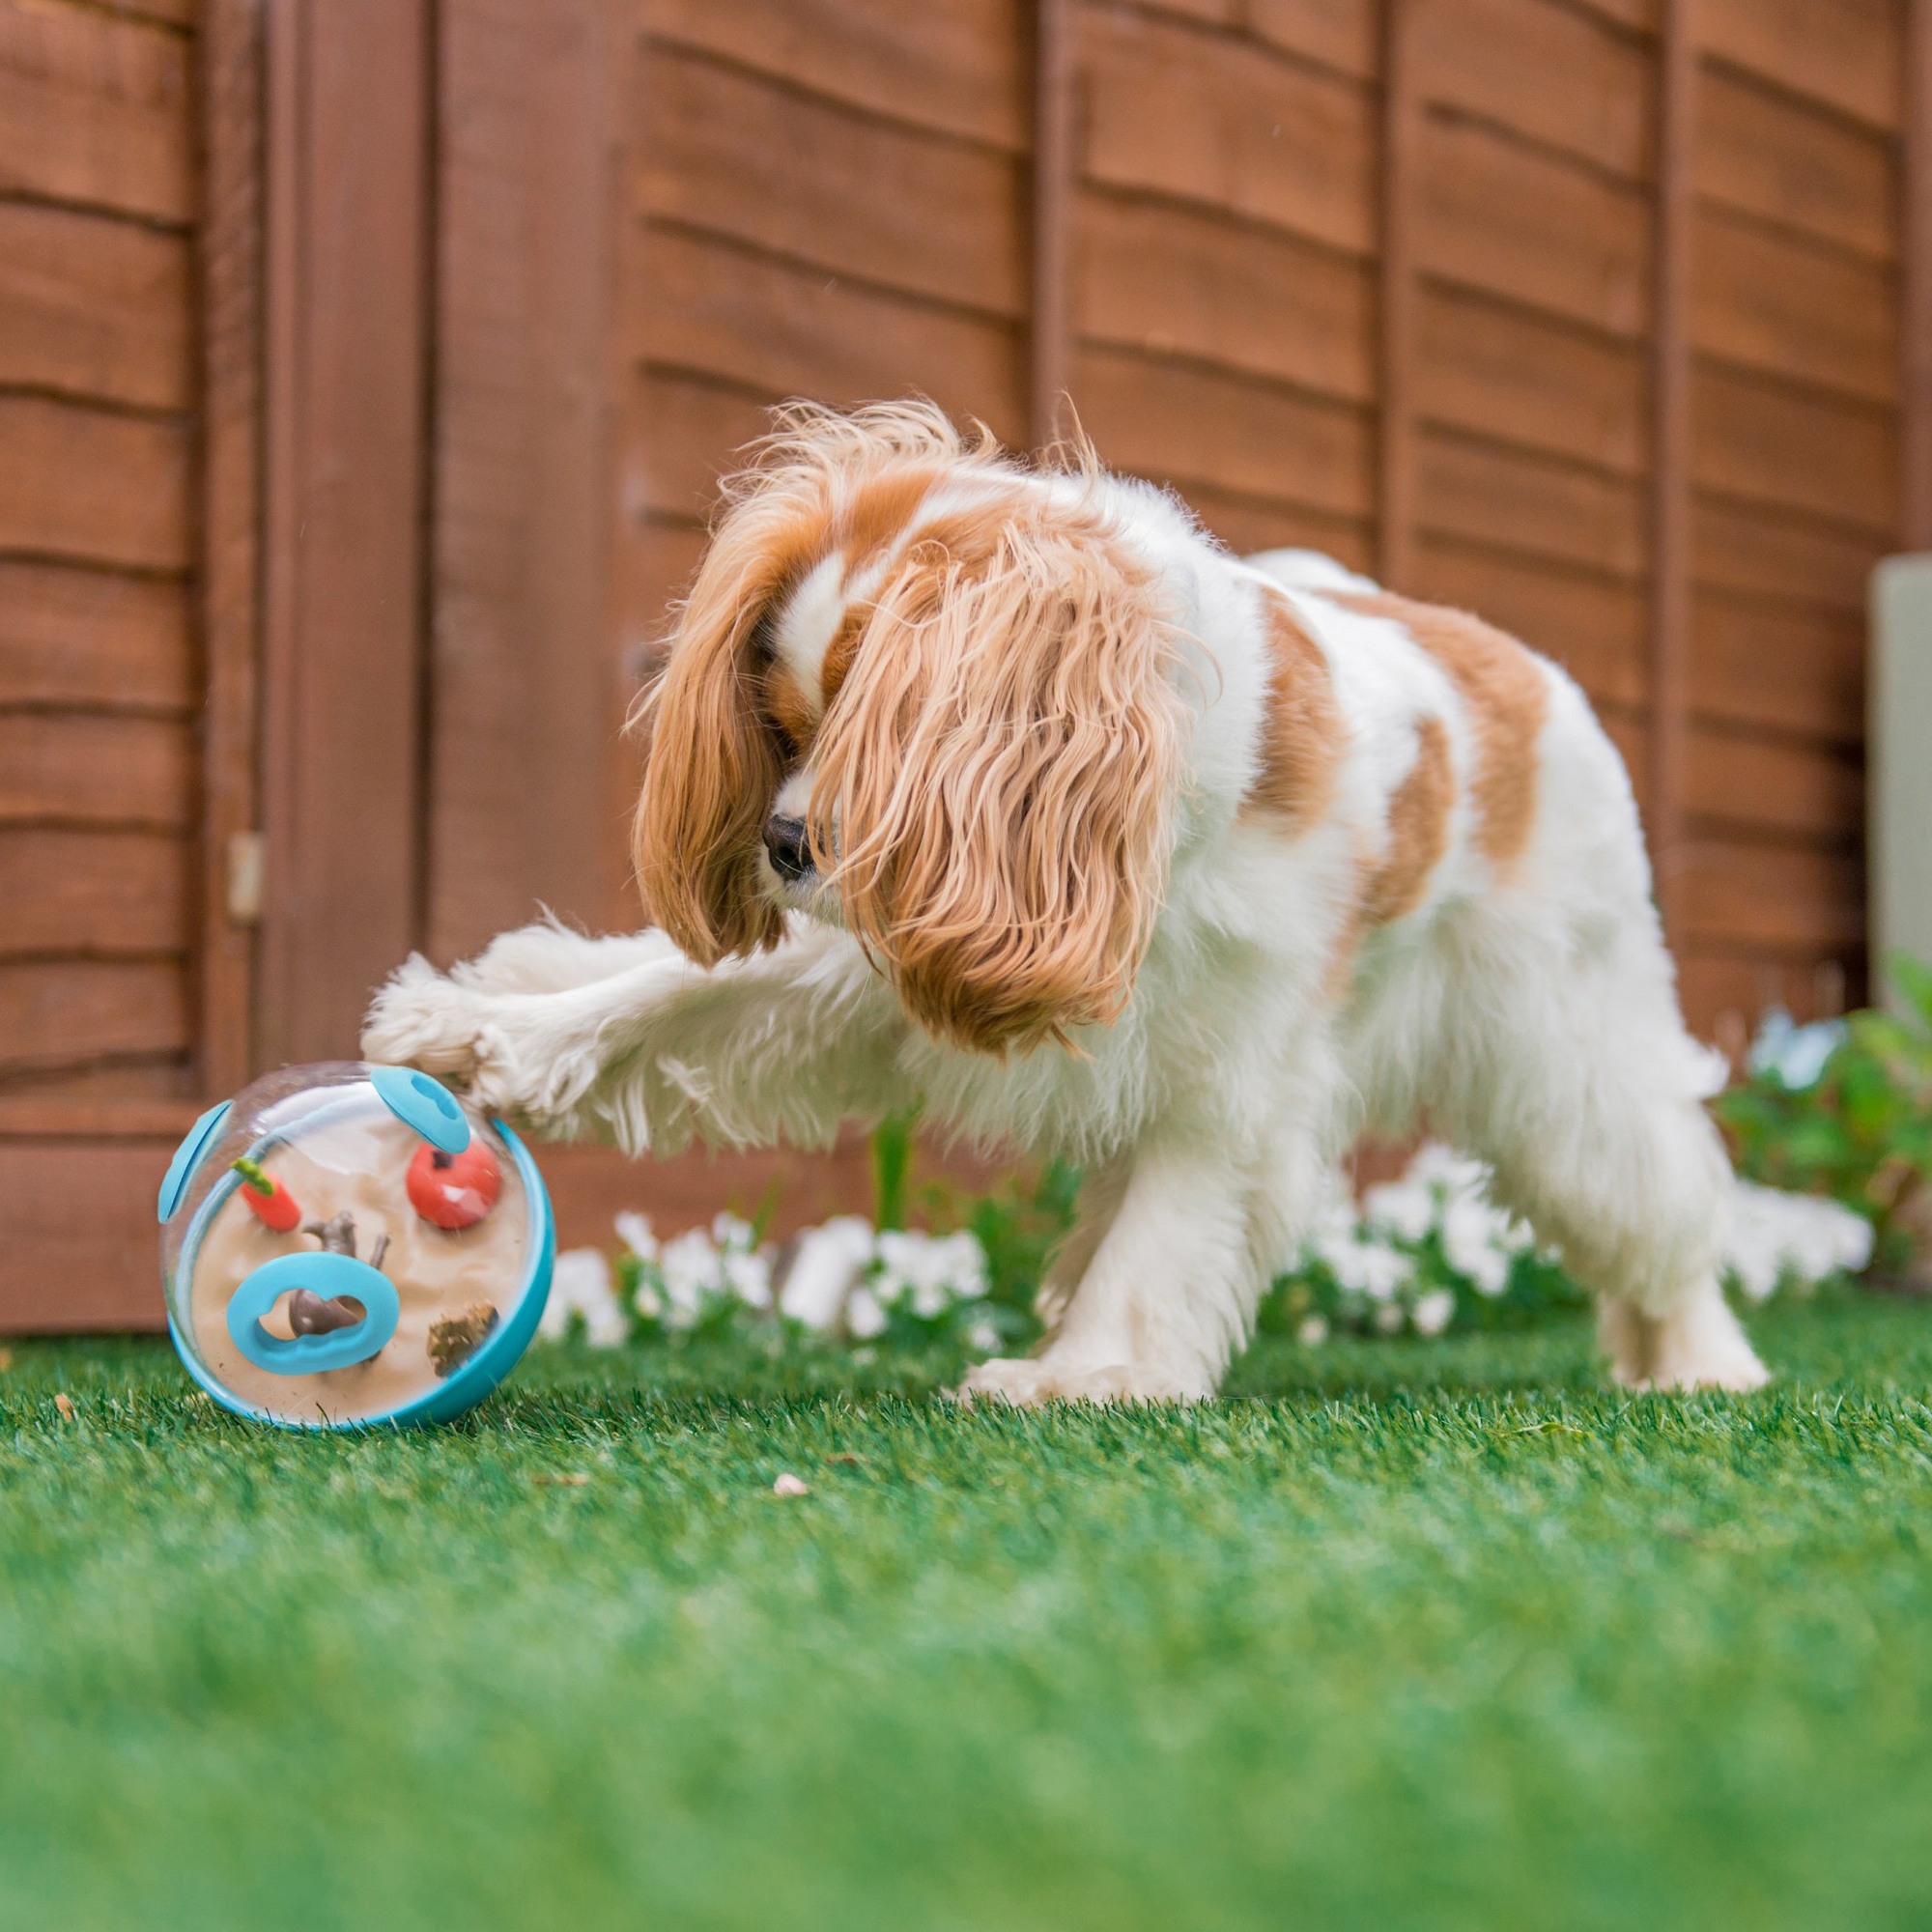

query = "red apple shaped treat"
[[407, 1139, 501, 1230]]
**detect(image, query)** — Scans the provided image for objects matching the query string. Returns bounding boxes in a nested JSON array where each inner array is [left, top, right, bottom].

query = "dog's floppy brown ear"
[[631, 526, 796, 963], [813, 497, 1183, 1053]]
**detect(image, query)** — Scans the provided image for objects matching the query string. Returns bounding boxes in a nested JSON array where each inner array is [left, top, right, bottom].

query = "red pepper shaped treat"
[[231, 1155, 302, 1234], [407, 1140, 501, 1230]]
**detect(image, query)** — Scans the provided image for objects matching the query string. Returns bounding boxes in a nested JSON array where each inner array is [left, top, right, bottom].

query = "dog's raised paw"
[[360, 957, 497, 1089]]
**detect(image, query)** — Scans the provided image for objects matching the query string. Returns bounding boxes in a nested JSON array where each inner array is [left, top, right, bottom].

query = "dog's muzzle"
[[763, 813, 814, 884]]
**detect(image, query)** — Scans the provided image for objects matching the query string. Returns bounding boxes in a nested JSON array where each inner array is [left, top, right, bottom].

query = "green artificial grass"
[[4, 1303, 1932, 1930]]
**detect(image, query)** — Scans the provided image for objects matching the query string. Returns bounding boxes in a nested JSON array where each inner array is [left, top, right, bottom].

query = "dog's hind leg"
[[1424, 907, 1768, 1394]]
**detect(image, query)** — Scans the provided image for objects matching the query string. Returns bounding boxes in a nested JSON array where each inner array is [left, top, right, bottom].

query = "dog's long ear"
[[631, 526, 793, 963], [814, 500, 1184, 1053]]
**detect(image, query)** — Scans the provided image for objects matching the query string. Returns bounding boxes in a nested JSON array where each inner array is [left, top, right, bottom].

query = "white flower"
[[657, 1227, 724, 1326], [1374, 1300, 1406, 1335], [874, 1228, 989, 1318], [1411, 1289, 1456, 1337], [844, 1286, 887, 1339], [1440, 1196, 1513, 1296], [1322, 1233, 1412, 1301], [966, 1319, 1001, 1353], [613, 1210, 659, 1263], [541, 1247, 629, 1348], [1296, 1313, 1329, 1346], [779, 1216, 875, 1329], [722, 1246, 773, 1310], [1723, 1180, 1872, 1301], [1362, 1179, 1434, 1242], [712, 1212, 757, 1255]]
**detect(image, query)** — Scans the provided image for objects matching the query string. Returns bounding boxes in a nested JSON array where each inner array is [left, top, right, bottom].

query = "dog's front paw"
[[950, 1354, 1201, 1408], [361, 955, 499, 1091]]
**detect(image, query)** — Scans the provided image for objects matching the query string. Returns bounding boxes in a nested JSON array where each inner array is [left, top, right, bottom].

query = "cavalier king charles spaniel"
[[363, 401, 1767, 1403]]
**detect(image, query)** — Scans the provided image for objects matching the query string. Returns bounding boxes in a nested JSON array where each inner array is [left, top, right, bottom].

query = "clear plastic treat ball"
[[158, 1063, 554, 1430]]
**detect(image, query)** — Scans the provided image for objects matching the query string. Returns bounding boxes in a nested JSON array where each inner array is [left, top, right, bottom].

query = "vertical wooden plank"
[[195, 0, 265, 1095], [428, 0, 621, 963], [1650, 0, 1696, 934], [1906, 0, 1932, 549], [1031, 0, 1075, 449], [258, 0, 432, 1065], [1378, 0, 1419, 588]]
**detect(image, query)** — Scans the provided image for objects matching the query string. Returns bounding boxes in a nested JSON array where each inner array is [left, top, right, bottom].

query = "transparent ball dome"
[[158, 1063, 554, 1430]]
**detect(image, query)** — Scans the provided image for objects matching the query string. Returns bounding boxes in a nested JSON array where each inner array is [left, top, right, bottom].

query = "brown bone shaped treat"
[[289, 1212, 388, 1335], [287, 1289, 366, 1336]]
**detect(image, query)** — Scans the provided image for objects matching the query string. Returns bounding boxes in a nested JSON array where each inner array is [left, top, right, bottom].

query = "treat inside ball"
[[158, 1063, 553, 1430]]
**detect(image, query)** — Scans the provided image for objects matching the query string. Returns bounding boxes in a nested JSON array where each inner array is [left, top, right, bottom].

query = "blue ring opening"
[[226, 1252, 401, 1375], [369, 1065, 471, 1154]]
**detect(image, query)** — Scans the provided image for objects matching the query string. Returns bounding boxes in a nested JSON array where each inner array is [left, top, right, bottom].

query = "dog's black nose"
[[763, 813, 813, 883]]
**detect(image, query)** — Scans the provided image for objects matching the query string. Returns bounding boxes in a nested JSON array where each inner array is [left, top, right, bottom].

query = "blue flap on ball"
[[157, 1100, 233, 1224], [226, 1252, 401, 1376], [369, 1065, 471, 1154]]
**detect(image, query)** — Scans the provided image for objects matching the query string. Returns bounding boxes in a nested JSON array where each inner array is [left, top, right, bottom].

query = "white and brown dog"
[[363, 401, 1768, 1403]]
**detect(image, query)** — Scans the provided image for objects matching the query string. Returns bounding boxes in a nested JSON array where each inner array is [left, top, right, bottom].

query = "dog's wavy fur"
[[368, 400, 1770, 1406]]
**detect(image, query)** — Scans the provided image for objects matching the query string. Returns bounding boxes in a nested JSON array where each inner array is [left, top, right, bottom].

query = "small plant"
[[1713, 952, 1932, 1276]]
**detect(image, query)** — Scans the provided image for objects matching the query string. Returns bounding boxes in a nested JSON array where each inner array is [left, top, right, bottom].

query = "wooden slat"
[[1906, 0, 1932, 547], [1697, 0, 1902, 134], [1414, 284, 1647, 474], [0, 560, 188, 710], [636, 370, 774, 521], [1408, 535, 1648, 706], [259, 0, 433, 1065], [1378, 0, 1420, 585], [1676, 954, 1830, 1037], [0, 1094, 199, 1138], [1416, 112, 1651, 338], [1177, 482, 1376, 572], [641, 47, 1026, 318], [0, 1142, 175, 1332], [1415, 430, 1645, 579], [1691, 496, 1885, 611], [1696, 65, 1898, 264], [1649, 0, 1695, 937], [1691, 362, 1897, 533], [0, 396, 190, 572], [1684, 726, 1862, 842], [1076, 192, 1374, 401], [1082, 9, 1377, 255], [0, 714, 191, 827], [1689, 591, 1864, 742], [0, 201, 190, 410], [1074, 343, 1376, 515], [0, 0, 192, 223], [0, 828, 186, 956], [1031, 0, 1074, 443], [1691, 206, 1898, 407], [643, 0, 1027, 150], [641, 225, 1024, 439], [430, 0, 622, 966], [1413, 0, 1651, 181], [0, 959, 185, 1074], [1247, 0, 1378, 79], [196, 0, 264, 1096], [1676, 838, 1864, 952]]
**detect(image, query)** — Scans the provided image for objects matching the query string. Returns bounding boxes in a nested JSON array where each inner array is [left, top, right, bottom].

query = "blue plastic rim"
[[370, 1065, 471, 1154], [170, 1114, 554, 1433], [225, 1251, 401, 1375], [157, 1100, 233, 1223]]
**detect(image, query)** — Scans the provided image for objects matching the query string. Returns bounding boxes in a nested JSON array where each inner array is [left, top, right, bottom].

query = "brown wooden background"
[[2, 0, 1929, 1328]]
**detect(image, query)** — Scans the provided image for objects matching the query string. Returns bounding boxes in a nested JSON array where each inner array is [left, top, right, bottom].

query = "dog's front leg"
[[361, 920, 913, 1153], [955, 1139, 1267, 1406]]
